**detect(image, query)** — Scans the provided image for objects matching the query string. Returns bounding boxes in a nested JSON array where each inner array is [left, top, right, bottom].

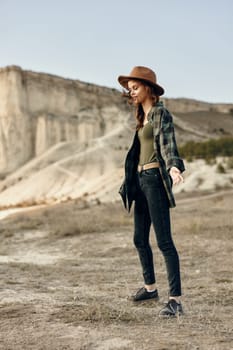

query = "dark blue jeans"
[[134, 168, 181, 296]]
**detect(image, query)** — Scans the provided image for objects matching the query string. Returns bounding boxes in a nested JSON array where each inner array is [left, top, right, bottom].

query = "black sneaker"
[[131, 287, 159, 302], [159, 299, 183, 317]]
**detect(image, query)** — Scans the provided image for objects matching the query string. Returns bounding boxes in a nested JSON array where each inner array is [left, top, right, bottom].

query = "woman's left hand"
[[169, 167, 184, 185]]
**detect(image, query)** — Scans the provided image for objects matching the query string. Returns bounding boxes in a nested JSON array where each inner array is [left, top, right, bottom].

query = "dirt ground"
[[0, 191, 232, 350]]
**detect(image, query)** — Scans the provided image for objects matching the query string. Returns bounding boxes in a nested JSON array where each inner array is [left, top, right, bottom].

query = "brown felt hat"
[[118, 66, 164, 96]]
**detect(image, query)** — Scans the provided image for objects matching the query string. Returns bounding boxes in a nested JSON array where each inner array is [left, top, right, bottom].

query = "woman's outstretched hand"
[[169, 167, 184, 185]]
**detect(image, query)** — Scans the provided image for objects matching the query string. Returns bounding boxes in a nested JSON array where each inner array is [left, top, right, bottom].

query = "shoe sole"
[[131, 296, 160, 303], [159, 311, 184, 318]]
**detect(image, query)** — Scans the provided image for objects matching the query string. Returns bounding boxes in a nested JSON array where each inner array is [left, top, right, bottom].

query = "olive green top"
[[138, 122, 157, 165]]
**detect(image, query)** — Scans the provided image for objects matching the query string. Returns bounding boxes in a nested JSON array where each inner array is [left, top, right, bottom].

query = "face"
[[127, 80, 150, 105]]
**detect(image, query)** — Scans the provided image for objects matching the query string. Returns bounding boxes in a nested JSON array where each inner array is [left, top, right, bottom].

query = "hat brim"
[[118, 75, 164, 96]]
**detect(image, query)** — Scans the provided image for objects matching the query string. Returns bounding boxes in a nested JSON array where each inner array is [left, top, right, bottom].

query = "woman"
[[118, 66, 185, 317]]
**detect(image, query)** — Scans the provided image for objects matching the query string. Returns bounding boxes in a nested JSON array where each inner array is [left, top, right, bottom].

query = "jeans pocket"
[[141, 168, 163, 188]]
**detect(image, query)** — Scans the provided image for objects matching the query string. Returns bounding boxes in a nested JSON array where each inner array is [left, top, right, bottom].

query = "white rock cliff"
[[0, 65, 129, 176]]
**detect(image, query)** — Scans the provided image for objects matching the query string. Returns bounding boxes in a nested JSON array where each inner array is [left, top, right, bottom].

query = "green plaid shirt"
[[119, 101, 185, 211], [148, 101, 185, 208]]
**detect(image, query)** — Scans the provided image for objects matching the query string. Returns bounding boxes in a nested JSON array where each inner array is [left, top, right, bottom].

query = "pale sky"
[[0, 0, 232, 103]]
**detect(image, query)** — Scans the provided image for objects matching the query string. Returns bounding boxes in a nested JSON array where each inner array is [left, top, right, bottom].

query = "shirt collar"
[[147, 101, 164, 121]]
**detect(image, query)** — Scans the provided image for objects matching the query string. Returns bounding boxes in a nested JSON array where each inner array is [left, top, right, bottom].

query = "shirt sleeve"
[[159, 108, 185, 173]]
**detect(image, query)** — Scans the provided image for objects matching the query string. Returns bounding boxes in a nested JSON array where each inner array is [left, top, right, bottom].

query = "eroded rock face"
[[0, 66, 129, 176], [0, 67, 32, 175]]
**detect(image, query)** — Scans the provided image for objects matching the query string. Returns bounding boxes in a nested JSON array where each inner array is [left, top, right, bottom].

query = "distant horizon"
[[1, 64, 232, 106]]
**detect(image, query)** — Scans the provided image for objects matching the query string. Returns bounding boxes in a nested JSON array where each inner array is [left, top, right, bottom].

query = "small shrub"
[[216, 163, 226, 174], [196, 177, 204, 186], [186, 155, 193, 163], [226, 157, 233, 169], [205, 157, 216, 165]]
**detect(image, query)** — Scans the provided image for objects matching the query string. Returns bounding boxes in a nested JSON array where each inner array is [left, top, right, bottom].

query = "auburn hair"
[[122, 81, 159, 130]]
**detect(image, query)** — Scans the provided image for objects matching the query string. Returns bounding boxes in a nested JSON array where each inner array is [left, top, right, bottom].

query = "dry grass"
[[51, 301, 141, 325], [1, 201, 132, 239], [0, 191, 233, 349]]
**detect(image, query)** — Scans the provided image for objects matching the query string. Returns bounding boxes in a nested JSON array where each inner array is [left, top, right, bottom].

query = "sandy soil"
[[0, 191, 232, 350]]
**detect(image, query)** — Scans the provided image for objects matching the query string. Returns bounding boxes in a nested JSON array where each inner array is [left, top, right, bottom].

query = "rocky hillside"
[[0, 65, 130, 176], [0, 66, 232, 208]]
